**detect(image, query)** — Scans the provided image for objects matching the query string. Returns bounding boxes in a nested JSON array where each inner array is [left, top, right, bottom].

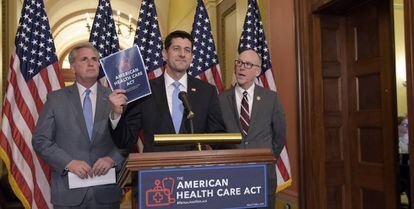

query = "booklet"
[[100, 46, 151, 103]]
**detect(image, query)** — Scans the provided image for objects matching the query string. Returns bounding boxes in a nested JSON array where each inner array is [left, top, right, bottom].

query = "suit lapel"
[[184, 77, 198, 133], [249, 86, 262, 132], [152, 76, 176, 133], [67, 84, 90, 143], [227, 87, 243, 132]]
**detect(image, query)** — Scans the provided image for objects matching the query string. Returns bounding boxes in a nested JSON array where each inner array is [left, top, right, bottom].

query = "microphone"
[[178, 91, 195, 119]]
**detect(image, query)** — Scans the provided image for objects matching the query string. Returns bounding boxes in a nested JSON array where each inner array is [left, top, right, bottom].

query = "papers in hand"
[[68, 168, 116, 189], [100, 46, 152, 103]]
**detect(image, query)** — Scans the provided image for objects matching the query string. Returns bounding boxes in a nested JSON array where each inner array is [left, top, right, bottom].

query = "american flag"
[[132, 0, 165, 153], [189, 0, 223, 92], [239, 0, 292, 192], [134, 0, 165, 80], [0, 0, 63, 208], [89, 0, 119, 85]]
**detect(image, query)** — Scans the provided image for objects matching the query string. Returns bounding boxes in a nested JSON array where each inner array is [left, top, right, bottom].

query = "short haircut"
[[68, 43, 100, 64], [240, 49, 262, 66], [164, 30, 194, 50]]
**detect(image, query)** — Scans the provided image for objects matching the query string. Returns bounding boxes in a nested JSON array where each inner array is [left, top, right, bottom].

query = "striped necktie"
[[240, 91, 250, 136]]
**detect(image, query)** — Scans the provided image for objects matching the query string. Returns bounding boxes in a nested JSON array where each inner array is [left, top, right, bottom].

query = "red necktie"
[[240, 91, 250, 136]]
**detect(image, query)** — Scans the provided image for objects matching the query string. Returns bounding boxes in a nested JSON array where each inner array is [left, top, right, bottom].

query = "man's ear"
[[69, 65, 75, 73], [255, 68, 261, 77]]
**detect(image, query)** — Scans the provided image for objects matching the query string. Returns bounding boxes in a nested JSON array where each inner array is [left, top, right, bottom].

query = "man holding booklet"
[[108, 30, 226, 153], [32, 43, 125, 209]]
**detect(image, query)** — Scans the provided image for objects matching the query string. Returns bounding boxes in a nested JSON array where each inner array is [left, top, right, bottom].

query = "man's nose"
[[87, 59, 95, 65], [178, 49, 186, 57]]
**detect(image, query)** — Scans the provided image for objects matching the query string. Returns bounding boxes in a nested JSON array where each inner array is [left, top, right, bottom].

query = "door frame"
[[296, 0, 400, 208], [404, 0, 414, 206]]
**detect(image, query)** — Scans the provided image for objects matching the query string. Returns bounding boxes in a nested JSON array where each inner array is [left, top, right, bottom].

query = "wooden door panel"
[[326, 186, 346, 209], [360, 189, 385, 209], [299, 0, 398, 207], [356, 73, 382, 110], [318, 0, 397, 209], [325, 127, 344, 161], [321, 15, 349, 209], [323, 79, 342, 112], [347, 0, 397, 209]]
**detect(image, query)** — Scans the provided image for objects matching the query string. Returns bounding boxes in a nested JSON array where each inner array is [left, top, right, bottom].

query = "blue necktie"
[[172, 81, 183, 133], [83, 89, 93, 139]]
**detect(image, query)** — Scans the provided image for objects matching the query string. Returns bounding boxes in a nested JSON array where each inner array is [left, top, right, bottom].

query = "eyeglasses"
[[234, 60, 260, 69]]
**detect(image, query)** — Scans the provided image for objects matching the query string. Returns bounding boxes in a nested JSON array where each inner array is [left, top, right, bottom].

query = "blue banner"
[[138, 164, 267, 209], [100, 45, 151, 103]]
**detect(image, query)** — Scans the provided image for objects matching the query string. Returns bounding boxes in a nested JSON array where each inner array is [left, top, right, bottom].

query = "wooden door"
[[317, 0, 398, 208], [346, 1, 397, 208]]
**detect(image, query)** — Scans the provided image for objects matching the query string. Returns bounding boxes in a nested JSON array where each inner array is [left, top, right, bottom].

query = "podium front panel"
[[136, 164, 269, 209]]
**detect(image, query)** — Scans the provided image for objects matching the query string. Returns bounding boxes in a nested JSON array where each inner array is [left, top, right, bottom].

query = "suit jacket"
[[32, 84, 125, 206], [110, 74, 225, 152], [218, 85, 286, 157]]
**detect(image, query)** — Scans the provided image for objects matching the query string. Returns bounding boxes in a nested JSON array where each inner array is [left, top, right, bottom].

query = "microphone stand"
[[185, 110, 200, 150]]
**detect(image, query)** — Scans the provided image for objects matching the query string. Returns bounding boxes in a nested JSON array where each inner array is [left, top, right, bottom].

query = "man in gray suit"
[[32, 43, 125, 209], [219, 49, 286, 157], [219, 49, 286, 209]]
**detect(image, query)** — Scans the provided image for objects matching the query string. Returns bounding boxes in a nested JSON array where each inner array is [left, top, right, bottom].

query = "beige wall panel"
[[394, 3, 407, 117], [267, 0, 299, 204], [223, 9, 237, 87], [167, 0, 196, 33]]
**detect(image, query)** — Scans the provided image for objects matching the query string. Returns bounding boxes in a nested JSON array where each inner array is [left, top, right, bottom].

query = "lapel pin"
[[191, 88, 196, 92], [257, 96, 261, 101]]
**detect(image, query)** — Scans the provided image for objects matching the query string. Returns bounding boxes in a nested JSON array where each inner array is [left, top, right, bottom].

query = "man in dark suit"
[[218, 49, 286, 209], [109, 30, 225, 152], [32, 43, 125, 209]]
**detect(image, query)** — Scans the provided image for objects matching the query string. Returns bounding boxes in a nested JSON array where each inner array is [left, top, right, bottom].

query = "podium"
[[118, 148, 277, 209]]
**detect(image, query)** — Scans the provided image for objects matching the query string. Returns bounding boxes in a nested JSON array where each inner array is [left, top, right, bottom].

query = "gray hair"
[[68, 43, 100, 64]]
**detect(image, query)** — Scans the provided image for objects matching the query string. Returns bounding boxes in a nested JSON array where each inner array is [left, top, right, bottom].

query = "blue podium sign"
[[138, 164, 267, 209]]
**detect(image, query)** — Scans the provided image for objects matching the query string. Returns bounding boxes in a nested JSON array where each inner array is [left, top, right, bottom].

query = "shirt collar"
[[235, 83, 255, 97], [77, 82, 98, 95], [164, 72, 188, 90]]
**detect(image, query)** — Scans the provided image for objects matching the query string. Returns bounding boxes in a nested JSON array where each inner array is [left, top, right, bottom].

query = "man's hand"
[[66, 160, 92, 179], [92, 156, 115, 176], [109, 89, 127, 120]]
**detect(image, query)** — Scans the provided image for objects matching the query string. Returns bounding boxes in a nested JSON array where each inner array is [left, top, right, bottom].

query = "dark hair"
[[164, 30, 194, 50]]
